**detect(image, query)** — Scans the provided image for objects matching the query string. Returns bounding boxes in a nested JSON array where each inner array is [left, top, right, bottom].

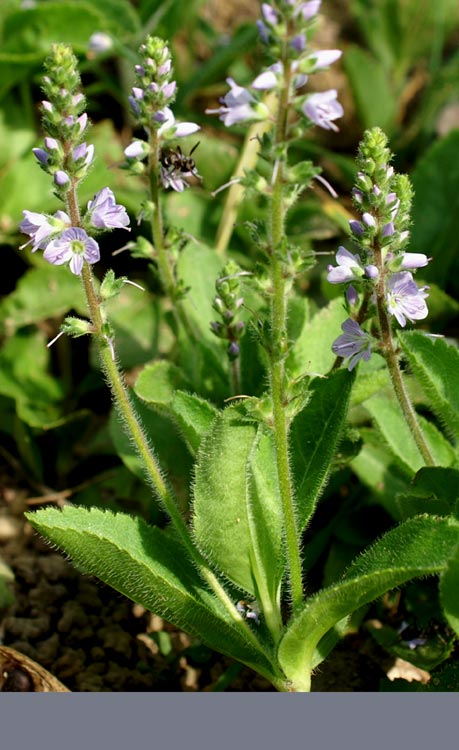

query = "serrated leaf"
[[290, 369, 355, 531], [25, 506, 274, 678], [193, 407, 283, 605], [287, 298, 347, 378], [398, 331, 459, 441], [278, 515, 459, 690]]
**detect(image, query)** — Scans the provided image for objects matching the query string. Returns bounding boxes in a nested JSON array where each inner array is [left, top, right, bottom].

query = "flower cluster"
[[123, 36, 200, 192], [20, 44, 129, 276], [328, 128, 430, 370], [206, 1, 343, 133]]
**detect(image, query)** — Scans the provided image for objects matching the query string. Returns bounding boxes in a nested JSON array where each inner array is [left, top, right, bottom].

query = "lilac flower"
[[206, 78, 268, 127], [124, 140, 150, 160], [160, 165, 189, 192], [346, 285, 359, 306], [332, 318, 372, 370], [261, 2, 278, 25], [54, 170, 70, 187], [306, 49, 342, 71], [19, 209, 70, 251], [87, 32, 113, 54], [291, 34, 306, 52], [349, 219, 364, 236], [302, 89, 344, 131], [72, 142, 94, 166], [399, 253, 430, 270], [299, 0, 322, 20], [153, 107, 200, 138], [252, 70, 278, 90], [386, 272, 429, 327], [32, 148, 50, 165], [86, 188, 130, 230], [43, 227, 100, 275], [327, 246, 364, 283]]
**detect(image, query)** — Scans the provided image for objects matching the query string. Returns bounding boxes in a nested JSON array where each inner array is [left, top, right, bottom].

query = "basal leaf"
[[193, 411, 284, 627], [278, 515, 459, 690], [290, 369, 355, 531], [25, 506, 274, 679]]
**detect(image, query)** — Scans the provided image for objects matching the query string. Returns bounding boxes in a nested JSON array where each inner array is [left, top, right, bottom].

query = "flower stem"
[[374, 247, 435, 466], [268, 62, 304, 611], [79, 264, 268, 656]]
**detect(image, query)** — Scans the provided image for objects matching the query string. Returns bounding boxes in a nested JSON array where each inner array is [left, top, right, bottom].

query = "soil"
[[0, 475, 432, 692]]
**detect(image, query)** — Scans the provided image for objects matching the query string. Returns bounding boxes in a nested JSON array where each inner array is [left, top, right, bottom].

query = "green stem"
[[268, 62, 304, 611], [80, 265, 268, 654], [374, 247, 435, 466]]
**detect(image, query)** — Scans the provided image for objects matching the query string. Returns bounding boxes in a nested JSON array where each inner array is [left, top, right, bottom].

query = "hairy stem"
[[374, 246, 435, 466], [268, 61, 304, 611]]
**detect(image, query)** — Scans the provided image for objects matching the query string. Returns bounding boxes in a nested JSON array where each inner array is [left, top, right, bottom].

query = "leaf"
[[0, 265, 87, 335], [134, 361, 191, 407], [134, 360, 217, 456], [410, 130, 459, 288], [439, 545, 459, 638], [344, 46, 397, 133], [398, 331, 459, 441], [396, 467, 459, 520], [287, 298, 347, 378], [290, 369, 355, 531], [25, 506, 274, 679], [192, 407, 283, 603], [278, 515, 459, 690], [365, 395, 456, 474], [171, 391, 218, 455]]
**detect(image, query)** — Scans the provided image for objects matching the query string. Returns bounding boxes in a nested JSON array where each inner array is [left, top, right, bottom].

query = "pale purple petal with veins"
[[302, 89, 343, 131], [327, 246, 364, 283], [332, 318, 372, 370], [386, 271, 429, 327]]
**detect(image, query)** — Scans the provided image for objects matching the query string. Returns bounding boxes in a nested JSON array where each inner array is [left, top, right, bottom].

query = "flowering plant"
[[4, 0, 459, 691]]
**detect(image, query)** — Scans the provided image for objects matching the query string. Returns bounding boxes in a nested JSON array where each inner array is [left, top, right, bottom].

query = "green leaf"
[[290, 369, 355, 531], [344, 46, 397, 132], [193, 407, 283, 602], [410, 130, 459, 288], [278, 515, 459, 690], [134, 361, 191, 408], [398, 331, 459, 441], [134, 361, 217, 455], [0, 329, 64, 429], [439, 545, 459, 638], [0, 265, 87, 334], [25, 506, 274, 679], [287, 298, 347, 378], [171, 391, 218, 455], [365, 395, 456, 474], [109, 392, 192, 491], [396, 467, 459, 520], [351, 429, 409, 519]]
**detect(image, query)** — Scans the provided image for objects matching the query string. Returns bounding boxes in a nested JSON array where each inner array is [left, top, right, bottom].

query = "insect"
[[236, 600, 261, 625], [0, 646, 70, 692], [160, 142, 201, 181]]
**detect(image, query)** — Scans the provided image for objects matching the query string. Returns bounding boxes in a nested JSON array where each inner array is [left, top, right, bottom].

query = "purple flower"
[[54, 170, 70, 187], [160, 165, 189, 192], [86, 188, 130, 230], [124, 140, 150, 160], [206, 78, 268, 127], [332, 318, 372, 370], [252, 70, 278, 90], [386, 272, 429, 327], [154, 107, 200, 138], [349, 219, 364, 236], [19, 209, 70, 251], [346, 285, 359, 306], [291, 34, 306, 52], [327, 246, 364, 284], [399, 253, 430, 270], [261, 2, 278, 25], [302, 89, 344, 131], [43, 227, 100, 275], [88, 32, 113, 54], [299, 0, 322, 20], [32, 148, 50, 165], [307, 49, 342, 71]]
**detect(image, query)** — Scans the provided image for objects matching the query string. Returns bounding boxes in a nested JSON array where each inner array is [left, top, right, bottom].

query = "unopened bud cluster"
[[210, 262, 247, 361]]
